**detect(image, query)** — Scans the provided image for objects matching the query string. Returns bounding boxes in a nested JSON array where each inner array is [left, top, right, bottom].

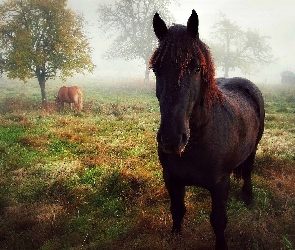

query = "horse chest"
[[159, 147, 222, 188]]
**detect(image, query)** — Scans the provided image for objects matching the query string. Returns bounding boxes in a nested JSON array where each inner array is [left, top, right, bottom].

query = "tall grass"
[[0, 79, 294, 249]]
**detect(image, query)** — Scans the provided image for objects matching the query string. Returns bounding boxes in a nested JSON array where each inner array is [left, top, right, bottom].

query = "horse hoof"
[[242, 186, 253, 206], [241, 192, 253, 206], [215, 241, 228, 250], [171, 228, 182, 237]]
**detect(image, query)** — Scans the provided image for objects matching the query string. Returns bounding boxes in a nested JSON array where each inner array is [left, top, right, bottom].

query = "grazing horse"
[[55, 86, 83, 111], [150, 10, 264, 249]]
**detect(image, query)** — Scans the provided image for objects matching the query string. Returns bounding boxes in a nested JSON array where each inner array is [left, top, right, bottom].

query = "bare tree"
[[97, 0, 177, 83], [209, 13, 273, 77]]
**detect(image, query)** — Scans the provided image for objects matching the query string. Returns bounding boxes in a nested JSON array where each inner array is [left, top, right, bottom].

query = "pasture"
[[0, 78, 294, 249]]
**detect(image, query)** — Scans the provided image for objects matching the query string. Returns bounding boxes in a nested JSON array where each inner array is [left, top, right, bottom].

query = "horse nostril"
[[158, 133, 188, 146], [157, 133, 189, 154]]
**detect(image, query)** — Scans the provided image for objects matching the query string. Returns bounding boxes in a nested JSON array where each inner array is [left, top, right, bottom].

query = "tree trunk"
[[224, 64, 229, 78], [224, 32, 230, 78], [36, 68, 48, 109], [144, 61, 150, 84]]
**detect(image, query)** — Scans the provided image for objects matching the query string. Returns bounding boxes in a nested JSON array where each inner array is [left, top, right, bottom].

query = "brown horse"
[[150, 10, 265, 249], [55, 86, 83, 111]]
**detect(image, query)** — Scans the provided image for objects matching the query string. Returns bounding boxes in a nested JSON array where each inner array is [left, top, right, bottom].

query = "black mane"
[[149, 24, 222, 106]]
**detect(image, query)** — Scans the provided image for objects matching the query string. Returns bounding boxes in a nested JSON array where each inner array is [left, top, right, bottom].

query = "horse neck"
[[189, 87, 224, 138]]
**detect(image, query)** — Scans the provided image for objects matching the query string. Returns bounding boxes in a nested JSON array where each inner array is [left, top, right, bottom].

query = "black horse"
[[150, 10, 265, 250]]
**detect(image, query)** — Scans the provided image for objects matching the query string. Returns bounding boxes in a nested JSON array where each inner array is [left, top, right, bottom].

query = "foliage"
[[0, 79, 294, 249], [97, 0, 177, 83], [209, 13, 274, 77], [0, 0, 95, 105]]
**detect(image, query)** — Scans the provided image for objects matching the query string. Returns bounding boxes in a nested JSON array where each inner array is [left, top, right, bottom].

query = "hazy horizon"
[[68, 0, 295, 84], [0, 0, 294, 84]]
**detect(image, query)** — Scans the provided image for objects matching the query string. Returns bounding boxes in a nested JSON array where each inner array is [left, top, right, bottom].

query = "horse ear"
[[187, 9, 199, 39], [153, 12, 168, 40]]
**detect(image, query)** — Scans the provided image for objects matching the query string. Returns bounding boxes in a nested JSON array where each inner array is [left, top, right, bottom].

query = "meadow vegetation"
[[0, 77, 294, 249]]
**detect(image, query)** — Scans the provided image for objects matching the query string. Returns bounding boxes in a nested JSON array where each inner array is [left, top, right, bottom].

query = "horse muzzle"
[[157, 133, 189, 155]]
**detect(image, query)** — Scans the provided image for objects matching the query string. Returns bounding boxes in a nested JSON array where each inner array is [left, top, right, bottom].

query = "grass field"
[[0, 77, 294, 250]]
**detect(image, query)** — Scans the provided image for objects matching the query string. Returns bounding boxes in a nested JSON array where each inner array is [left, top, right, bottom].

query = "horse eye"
[[195, 66, 201, 73]]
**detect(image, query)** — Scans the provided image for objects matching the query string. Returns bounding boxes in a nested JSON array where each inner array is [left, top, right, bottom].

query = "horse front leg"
[[73, 102, 80, 111], [210, 176, 230, 250], [166, 183, 186, 234]]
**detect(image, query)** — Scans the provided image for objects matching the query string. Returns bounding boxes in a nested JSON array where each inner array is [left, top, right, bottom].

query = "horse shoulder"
[[57, 86, 68, 100]]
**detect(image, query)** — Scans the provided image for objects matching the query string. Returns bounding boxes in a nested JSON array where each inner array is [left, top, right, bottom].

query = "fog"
[[1, 0, 295, 84], [66, 0, 295, 84]]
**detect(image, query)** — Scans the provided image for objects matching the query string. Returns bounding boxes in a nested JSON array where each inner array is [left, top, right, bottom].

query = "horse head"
[[151, 10, 206, 154]]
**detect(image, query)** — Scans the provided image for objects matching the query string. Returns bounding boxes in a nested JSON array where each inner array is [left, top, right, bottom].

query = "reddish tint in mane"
[[149, 25, 223, 106]]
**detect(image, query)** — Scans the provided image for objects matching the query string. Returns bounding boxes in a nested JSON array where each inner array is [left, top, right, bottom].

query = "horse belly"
[[57, 90, 71, 104], [224, 102, 260, 166], [203, 92, 261, 168]]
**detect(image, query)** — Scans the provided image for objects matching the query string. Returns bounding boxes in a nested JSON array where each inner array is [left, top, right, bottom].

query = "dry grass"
[[0, 80, 294, 249]]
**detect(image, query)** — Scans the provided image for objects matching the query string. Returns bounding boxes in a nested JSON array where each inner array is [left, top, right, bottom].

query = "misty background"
[[2, 0, 295, 84]]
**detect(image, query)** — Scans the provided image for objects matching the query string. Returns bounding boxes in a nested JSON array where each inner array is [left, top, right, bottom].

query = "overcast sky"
[[67, 0, 295, 83], [1, 0, 294, 83]]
